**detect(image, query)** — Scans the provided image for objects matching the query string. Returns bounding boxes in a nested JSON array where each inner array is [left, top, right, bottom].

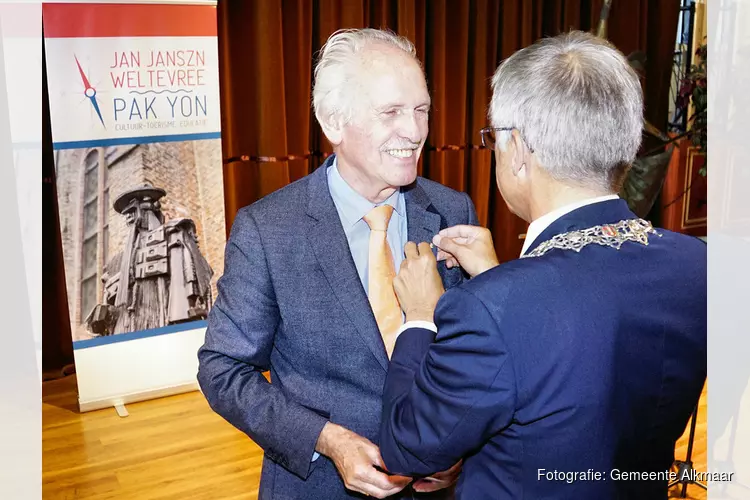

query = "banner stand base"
[[78, 382, 199, 413], [114, 404, 129, 418]]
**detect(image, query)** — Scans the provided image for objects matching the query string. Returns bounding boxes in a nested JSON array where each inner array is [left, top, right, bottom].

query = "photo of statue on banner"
[[54, 139, 226, 342], [86, 183, 214, 336]]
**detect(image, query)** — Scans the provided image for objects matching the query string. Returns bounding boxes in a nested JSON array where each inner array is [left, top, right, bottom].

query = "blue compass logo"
[[75, 55, 105, 128]]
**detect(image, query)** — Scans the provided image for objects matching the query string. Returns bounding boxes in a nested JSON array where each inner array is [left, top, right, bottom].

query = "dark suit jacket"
[[379, 199, 707, 500], [197, 154, 478, 499]]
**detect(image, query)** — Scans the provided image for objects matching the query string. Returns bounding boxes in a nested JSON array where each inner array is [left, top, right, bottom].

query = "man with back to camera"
[[378, 31, 707, 499], [197, 28, 475, 499]]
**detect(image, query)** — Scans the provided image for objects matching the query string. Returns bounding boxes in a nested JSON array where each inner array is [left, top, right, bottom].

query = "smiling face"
[[334, 43, 431, 199]]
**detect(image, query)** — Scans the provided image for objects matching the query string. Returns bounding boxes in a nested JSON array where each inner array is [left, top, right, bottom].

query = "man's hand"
[[394, 242, 444, 323], [432, 225, 499, 278], [412, 460, 463, 493], [316, 422, 412, 498]]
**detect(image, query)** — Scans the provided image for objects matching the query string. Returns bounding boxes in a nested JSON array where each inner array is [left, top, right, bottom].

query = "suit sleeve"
[[464, 192, 480, 226], [197, 208, 328, 480], [379, 287, 516, 476]]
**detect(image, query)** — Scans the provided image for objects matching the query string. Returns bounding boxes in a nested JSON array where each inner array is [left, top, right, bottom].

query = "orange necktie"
[[363, 205, 402, 358]]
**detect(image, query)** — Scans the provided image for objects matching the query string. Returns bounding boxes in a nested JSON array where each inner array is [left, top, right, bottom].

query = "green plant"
[[677, 42, 707, 174]]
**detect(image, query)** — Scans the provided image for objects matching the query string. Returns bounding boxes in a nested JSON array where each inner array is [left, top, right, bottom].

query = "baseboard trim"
[[78, 382, 200, 413]]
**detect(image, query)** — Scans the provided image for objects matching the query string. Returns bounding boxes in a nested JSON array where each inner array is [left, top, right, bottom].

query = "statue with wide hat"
[[85, 183, 213, 336]]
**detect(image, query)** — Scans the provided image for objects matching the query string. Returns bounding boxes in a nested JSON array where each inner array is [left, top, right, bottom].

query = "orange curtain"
[[218, 0, 679, 261], [42, 0, 679, 373]]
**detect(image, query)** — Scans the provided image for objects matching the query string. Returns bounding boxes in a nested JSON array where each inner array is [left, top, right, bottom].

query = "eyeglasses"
[[479, 126, 534, 153]]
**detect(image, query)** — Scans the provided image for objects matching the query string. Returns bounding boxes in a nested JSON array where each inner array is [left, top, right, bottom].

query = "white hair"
[[312, 28, 419, 125], [489, 31, 644, 190]]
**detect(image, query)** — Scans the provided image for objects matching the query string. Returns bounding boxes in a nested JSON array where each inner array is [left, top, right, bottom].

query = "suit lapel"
[[305, 158, 389, 371], [404, 182, 445, 279]]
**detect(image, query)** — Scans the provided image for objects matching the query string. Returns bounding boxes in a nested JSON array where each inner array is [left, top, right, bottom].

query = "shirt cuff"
[[397, 320, 437, 336]]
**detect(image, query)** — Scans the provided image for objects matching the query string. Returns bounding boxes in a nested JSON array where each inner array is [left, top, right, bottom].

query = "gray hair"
[[313, 28, 419, 125], [489, 31, 643, 190]]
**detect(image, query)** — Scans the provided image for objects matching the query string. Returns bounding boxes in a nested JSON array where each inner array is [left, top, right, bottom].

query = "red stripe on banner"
[[42, 3, 217, 38]]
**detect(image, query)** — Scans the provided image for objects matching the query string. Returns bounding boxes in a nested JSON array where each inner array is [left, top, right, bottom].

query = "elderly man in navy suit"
[[379, 31, 707, 499], [197, 28, 474, 499]]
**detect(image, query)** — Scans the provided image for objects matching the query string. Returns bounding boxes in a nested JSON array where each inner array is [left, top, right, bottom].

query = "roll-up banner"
[[42, 1, 225, 411]]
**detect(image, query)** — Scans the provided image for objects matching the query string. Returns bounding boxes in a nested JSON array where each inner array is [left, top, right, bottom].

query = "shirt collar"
[[520, 194, 620, 256], [328, 156, 405, 228]]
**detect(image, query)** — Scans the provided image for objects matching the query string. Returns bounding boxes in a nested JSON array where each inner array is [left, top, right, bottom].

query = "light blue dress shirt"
[[327, 159, 408, 294]]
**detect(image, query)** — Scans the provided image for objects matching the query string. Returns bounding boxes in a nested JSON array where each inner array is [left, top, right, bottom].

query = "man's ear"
[[319, 112, 343, 146], [510, 130, 526, 177]]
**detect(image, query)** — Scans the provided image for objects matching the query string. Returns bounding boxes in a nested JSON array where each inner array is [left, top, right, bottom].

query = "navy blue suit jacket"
[[380, 199, 707, 500], [197, 155, 478, 499]]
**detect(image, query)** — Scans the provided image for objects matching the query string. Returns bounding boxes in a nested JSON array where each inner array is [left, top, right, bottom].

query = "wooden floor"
[[43, 375, 264, 499], [43, 375, 708, 499]]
